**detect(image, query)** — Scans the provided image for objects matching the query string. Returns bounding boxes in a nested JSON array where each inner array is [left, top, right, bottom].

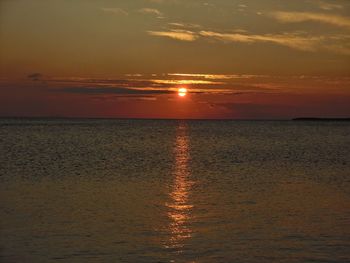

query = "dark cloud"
[[56, 87, 174, 95], [27, 73, 43, 81], [47, 78, 175, 88], [45, 77, 279, 94]]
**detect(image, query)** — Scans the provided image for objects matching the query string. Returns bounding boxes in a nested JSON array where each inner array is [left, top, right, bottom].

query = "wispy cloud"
[[323, 36, 350, 55], [147, 13, 350, 54], [313, 0, 343, 11], [199, 30, 350, 55], [199, 31, 323, 51], [138, 8, 163, 16], [43, 76, 276, 97], [237, 4, 248, 12], [100, 7, 128, 16], [151, 79, 223, 85], [148, 29, 197, 41], [92, 95, 157, 101], [269, 11, 350, 28], [168, 22, 201, 29], [148, 0, 165, 3], [32, 74, 350, 99], [168, 73, 260, 79], [57, 87, 173, 95], [28, 73, 43, 81]]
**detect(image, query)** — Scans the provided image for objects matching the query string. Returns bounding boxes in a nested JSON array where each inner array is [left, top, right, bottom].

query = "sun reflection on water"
[[165, 122, 194, 250]]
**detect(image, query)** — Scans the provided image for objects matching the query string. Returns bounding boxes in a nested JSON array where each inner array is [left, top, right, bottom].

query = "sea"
[[0, 119, 349, 262]]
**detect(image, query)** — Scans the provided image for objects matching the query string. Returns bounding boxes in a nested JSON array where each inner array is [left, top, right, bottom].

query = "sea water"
[[0, 119, 349, 262]]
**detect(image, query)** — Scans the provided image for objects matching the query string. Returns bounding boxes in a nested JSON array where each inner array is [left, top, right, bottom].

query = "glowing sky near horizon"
[[0, 0, 349, 119]]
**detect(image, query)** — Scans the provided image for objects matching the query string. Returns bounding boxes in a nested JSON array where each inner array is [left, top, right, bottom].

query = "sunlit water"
[[0, 119, 349, 262]]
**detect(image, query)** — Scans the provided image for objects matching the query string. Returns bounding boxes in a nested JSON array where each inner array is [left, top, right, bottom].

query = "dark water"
[[1, 119, 349, 262]]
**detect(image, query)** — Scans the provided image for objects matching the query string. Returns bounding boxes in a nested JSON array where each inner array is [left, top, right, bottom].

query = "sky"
[[0, 0, 349, 119]]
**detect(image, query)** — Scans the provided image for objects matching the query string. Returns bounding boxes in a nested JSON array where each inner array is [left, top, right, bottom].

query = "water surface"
[[1, 119, 349, 262]]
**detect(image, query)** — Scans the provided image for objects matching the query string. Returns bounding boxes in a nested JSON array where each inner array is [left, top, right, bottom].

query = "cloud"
[[323, 40, 350, 55], [50, 78, 273, 97], [168, 22, 201, 29], [269, 11, 350, 28], [151, 79, 223, 85], [138, 8, 163, 16], [237, 4, 248, 12], [147, 0, 180, 4], [101, 7, 128, 16], [148, 0, 165, 3], [199, 31, 323, 51], [199, 30, 350, 55], [28, 73, 43, 81], [168, 73, 260, 79], [57, 87, 174, 95], [146, 10, 349, 53], [313, 1, 343, 11], [42, 74, 350, 100], [92, 95, 157, 101], [148, 29, 197, 41], [49, 78, 175, 88], [168, 22, 186, 27]]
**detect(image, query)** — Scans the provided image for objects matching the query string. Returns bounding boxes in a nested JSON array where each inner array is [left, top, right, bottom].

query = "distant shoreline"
[[293, 118, 350, 121], [0, 116, 349, 121]]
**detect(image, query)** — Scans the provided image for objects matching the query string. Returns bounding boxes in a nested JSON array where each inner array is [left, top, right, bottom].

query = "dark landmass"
[[1, 116, 350, 121], [293, 118, 350, 121]]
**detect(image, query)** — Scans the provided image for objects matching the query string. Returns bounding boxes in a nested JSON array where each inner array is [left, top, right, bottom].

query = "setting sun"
[[178, 88, 187, 97]]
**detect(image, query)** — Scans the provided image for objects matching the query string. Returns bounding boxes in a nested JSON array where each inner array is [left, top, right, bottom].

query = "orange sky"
[[0, 0, 349, 119]]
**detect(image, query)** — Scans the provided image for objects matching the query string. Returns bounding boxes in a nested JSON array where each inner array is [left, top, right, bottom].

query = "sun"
[[178, 87, 187, 97]]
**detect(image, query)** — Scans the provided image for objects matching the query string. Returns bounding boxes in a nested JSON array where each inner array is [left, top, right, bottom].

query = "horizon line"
[[1, 116, 349, 121]]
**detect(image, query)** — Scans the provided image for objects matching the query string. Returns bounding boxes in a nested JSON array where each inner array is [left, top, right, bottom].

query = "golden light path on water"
[[165, 122, 194, 250]]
